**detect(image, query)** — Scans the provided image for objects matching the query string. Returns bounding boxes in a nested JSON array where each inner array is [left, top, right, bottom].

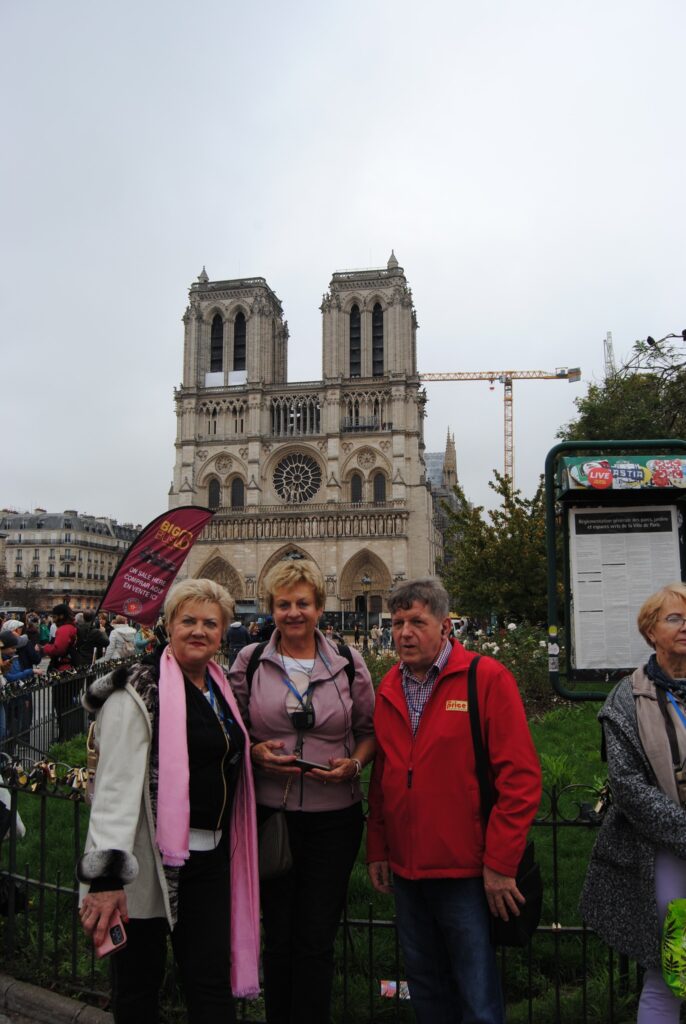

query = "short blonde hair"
[[164, 578, 234, 632], [264, 559, 325, 612], [637, 582, 686, 648]]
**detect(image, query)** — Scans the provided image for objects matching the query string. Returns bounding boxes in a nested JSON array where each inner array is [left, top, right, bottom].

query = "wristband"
[[351, 758, 362, 779]]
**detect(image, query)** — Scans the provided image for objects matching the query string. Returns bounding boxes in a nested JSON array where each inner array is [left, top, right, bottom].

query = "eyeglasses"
[[661, 614, 686, 628]]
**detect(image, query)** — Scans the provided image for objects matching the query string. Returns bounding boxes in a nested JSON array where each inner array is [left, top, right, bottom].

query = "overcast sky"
[[3, 0, 685, 526]]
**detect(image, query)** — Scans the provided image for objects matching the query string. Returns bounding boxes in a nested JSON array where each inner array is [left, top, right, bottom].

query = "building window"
[[372, 303, 384, 376], [349, 305, 361, 377], [273, 452, 322, 504], [16, 549, 22, 560], [351, 473, 363, 503], [65, 533, 71, 542], [231, 478, 245, 509], [234, 313, 246, 371], [373, 472, 386, 503], [208, 479, 221, 509], [210, 314, 223, 373], [48, 566, 55, 578], [32, 566, 40, 577]]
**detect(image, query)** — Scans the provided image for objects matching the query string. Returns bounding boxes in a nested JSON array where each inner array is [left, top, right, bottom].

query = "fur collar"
[[82, 664, 130, 712]]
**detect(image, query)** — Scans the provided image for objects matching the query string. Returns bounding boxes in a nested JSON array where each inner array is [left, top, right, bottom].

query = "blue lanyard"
[[280, 675, 314, 707], [666, 691, 686, 731], [205, 673, 235, 731]]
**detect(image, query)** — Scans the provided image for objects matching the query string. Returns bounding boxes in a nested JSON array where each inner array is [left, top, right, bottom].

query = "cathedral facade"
[[169, 253, 441, 620]]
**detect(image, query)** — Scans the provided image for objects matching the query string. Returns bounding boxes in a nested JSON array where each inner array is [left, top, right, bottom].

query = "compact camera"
[[290, 705, 315, 731]]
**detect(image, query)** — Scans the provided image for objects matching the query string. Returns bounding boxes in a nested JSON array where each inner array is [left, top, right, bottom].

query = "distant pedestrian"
[[226, 619, 251, 666], [97, 615, 136, 662]]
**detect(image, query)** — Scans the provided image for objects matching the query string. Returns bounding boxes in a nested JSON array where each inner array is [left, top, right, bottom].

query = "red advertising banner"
[[98, 506, 214, 625]]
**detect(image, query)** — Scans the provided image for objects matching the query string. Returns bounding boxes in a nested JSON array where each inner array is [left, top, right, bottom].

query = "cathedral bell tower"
[[320, 251, 418, 381]]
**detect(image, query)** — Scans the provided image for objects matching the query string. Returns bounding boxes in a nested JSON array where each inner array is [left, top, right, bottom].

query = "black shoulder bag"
[[467, 655, 543, 947]]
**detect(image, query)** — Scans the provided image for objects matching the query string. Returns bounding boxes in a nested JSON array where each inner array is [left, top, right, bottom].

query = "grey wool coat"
[[580, 669, 686, 968]]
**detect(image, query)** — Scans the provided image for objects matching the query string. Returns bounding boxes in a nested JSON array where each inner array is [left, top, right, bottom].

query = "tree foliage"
[[0, 571, 47, 610], [559, 336, 686, 441], [441, 471, 548, 624]]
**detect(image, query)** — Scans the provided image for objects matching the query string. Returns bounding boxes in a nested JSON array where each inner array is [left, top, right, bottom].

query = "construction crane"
[[419, 367, 582, 485], [604, 332, 617, 378]]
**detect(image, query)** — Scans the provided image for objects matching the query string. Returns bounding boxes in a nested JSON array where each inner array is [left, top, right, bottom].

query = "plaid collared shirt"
[[401, 639, 453, 735]]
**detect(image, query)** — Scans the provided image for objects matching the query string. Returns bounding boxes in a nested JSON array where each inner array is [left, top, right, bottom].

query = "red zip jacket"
[[366, 641, 541, 879]]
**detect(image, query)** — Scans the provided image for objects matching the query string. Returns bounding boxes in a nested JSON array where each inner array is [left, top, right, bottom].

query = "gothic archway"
[[195, 554, 244, 599], [339, 549, 392, 612]]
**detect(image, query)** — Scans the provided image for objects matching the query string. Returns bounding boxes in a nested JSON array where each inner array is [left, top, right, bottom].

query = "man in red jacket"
[[367, 578, 541, 1024], [38, 603, 78, 741]]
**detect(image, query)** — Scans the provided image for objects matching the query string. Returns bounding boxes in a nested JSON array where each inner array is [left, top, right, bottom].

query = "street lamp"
[[361, 574, 371, 648]]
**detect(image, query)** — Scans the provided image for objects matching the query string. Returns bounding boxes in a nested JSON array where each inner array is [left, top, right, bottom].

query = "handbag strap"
[[655, 685, 682, 768], [467, 655, 496, 824]]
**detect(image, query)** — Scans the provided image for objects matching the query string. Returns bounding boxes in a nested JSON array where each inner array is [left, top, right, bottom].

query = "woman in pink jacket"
[[230, 559, 375, 1024]]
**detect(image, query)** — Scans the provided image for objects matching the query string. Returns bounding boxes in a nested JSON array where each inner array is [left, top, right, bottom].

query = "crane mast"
[[419, 367, 581, 484]]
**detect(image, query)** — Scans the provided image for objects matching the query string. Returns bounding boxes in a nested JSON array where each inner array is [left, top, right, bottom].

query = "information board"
[[569, 505, 681, 670]]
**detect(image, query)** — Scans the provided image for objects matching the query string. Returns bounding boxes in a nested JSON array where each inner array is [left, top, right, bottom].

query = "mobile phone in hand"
[[293, 758, 332, 772], [95, 909, 127, 958]]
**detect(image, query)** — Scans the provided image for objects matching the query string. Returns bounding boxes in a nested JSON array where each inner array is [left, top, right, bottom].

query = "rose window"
[[273, 453, 322, 504]]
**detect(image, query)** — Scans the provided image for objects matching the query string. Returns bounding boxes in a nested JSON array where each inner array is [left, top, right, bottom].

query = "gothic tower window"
[[231, 477, 245, 508], [373, 471, 386, 503], [234, 312, 246, 371], [208, 478, 221, 509], [350, 305, 361, 377], [372, 303, 384, 376], [351, 472, 363, 503], [210, 314, 223, 373]]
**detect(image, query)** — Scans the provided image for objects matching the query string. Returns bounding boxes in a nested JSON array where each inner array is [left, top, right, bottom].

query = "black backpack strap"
[[336, 643, 355, 687], [467, 655, 496, 824], [245, 641, 268, 693]]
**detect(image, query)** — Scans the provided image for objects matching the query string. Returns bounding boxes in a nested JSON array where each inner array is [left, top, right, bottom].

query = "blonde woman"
[[231, 559, 375, 1024], [78, 579, 260, 1024]]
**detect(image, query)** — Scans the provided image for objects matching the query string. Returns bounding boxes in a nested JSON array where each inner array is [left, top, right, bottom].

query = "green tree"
[[441, 472, 548, 624], [559, 334, 686, 441]]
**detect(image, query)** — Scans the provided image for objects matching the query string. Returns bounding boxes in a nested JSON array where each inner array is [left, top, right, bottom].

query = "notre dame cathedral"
[[168, 253, 454, 621]]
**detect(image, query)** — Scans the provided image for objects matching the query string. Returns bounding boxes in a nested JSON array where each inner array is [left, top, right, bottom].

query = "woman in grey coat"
[[581, 582, 686, 1023]]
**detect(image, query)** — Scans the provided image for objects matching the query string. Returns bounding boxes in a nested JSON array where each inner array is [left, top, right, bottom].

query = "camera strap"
[[291, 688, 316, 809]]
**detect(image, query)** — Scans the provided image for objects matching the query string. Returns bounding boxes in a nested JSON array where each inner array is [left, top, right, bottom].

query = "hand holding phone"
[[95, 909, 128, 958]]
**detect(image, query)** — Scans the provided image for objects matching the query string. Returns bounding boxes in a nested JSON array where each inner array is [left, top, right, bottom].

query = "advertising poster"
[[99, 506, 214, 625], [569, 505, 680, 670]]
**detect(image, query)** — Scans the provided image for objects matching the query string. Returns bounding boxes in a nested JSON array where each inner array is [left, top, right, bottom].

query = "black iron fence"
[[0, 660, 126, 758], [0, 673, 639, 1022]]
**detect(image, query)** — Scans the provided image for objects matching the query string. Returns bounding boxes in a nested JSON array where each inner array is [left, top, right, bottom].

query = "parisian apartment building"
[[0, 509, 139, 611]]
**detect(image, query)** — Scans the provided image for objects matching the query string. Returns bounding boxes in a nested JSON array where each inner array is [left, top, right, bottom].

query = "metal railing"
[[0, 660, 134, 758], [0, 752, 640, 1023]]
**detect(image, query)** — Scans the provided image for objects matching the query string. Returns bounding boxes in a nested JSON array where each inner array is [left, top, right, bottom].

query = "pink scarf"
[[157, 646, 261, 997]]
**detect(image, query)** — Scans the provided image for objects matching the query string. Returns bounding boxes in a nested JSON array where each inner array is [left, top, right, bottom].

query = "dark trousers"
[[258, 801, 364, 1024], [393, 874, 505, 1024], [110, 841, 235, 1024]]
